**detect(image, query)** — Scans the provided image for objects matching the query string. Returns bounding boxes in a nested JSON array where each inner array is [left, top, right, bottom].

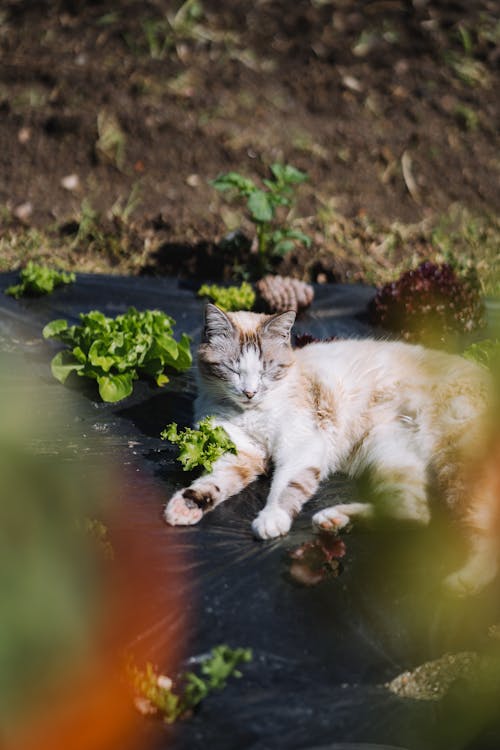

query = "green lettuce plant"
[[5, 262, 75, 298], [43, 308, 191, 403], [161, 417, 237, 472], [197, 281, 255, 311]]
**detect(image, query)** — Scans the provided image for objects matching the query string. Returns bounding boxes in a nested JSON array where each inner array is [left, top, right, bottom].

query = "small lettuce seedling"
[[197, 281, 255, 311], [129, 645, 252, 723], [211, 163, 312, 275], [161, 417, 237, 472], [6, 262, 75, 298], [43, 307, 192, 403]]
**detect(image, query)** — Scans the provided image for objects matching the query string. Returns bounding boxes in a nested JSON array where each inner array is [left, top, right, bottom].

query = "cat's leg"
[[444, 534, 498, 597], [312, 502, 374, 532], [313, 430, 430, 533], [364, 428, 431, 524], [252, 460, 322, 540], [441, 448, 499, 596], [165, 446, 266, 526]]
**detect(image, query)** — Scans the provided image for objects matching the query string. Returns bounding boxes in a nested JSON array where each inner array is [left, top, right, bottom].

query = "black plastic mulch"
[[1, 272, 499, 750]]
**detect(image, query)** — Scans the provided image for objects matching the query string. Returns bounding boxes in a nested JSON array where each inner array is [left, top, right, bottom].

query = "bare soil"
[[0, 0, 499, 283]]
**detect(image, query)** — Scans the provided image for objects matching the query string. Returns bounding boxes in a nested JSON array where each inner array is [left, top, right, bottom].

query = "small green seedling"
[[211, 163, 312, 275], [161, 417, 237, 472], [129, 645, 252, 723], [5, 262, 75, 298], [197, 281, 255, 311], [132, 0, 204, 60], [462, 339, 500, 370], [43, 307, 192, 403]]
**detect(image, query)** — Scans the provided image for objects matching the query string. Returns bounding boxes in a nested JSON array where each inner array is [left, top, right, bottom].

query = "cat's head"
[[198, 304, 296, 407]]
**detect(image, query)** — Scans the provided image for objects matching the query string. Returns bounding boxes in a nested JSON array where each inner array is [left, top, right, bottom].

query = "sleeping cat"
[[164, 303, 498, 596]]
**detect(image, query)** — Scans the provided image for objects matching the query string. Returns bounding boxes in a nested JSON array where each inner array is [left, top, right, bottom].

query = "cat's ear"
[[262, 310, 296, 344], [203, 303, 234, 341]]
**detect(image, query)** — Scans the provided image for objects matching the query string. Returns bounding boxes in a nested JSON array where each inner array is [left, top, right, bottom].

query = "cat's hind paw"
[[164, 490, 204, 527], [311, 507, 350, 534], [252, 506, 292, 540]]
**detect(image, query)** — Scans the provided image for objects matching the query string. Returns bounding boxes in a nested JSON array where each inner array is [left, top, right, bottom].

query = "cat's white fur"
[[165, 305, 498, 596]]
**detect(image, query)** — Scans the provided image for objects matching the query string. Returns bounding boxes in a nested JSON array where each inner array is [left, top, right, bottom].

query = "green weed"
[[431, 205, 500, 296], [0, 228, 49, 270], [110, 183, 142, 223], [212, 163, 311, 276], [128, 645, 252, 723], [129, 0, 204, 61]]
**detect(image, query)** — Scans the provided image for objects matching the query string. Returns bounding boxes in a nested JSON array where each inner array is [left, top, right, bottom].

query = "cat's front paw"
[[252, 506, 292, 540], [164, 490, 204, 526], [311, 507, 350, 533]]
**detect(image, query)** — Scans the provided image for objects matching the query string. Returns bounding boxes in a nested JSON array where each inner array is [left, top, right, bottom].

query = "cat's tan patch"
[[280, 466, 321, 517], [229, 450, 267, 485], [369, 388, 394, 406], [305, 376, 337, 429]]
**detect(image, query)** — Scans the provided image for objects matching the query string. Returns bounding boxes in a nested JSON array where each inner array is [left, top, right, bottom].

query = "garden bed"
[[1, 272, 499, 750]]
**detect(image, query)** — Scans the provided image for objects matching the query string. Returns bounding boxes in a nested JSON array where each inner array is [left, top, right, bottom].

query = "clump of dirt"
[[387, 651, 479, 701], [0, 0, 499, 285]]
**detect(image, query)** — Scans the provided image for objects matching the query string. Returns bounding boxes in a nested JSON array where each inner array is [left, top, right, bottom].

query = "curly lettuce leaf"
[[6, 262, 75, 298], [161, 417, 237, 472], [43, 307, 192, 402], [197, 282, 255, 312]]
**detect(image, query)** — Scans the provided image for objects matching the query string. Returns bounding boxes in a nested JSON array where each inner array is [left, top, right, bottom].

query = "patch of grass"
[[0, 188, 154, 275], [75, 198, 100, 245], [0, 228, 50, 271], [140, 18, 172, 60], [0, 204, 13, 227], [315, 200, 500, 295], [110, 183, 142, 223], [431, 205, 500, 296], [73, 199, 125, 259], [127, 0, 205, 61], [444, 23, 491, 88]]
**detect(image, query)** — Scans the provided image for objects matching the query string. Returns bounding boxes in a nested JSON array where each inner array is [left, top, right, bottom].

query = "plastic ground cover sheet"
[[1, 272, 499, 750]]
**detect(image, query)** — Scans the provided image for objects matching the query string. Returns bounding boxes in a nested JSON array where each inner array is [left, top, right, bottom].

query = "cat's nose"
[[243, 389, 256, 400]]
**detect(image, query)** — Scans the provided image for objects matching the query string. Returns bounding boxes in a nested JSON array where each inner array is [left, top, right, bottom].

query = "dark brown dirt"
[[0, 0, 499, 282]]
